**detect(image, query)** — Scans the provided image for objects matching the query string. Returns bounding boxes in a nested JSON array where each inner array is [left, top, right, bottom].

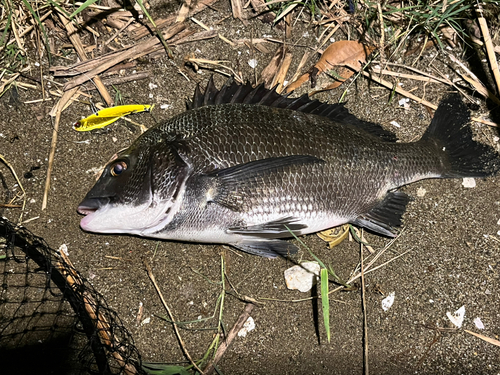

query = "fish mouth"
[[77, 206, 97, 215], [78, 197, 112, 232], [77, 197, 110, 216]]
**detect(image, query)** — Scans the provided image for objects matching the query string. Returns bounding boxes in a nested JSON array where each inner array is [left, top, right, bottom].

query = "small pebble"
[[238, 317, 255, 337], [462, 178, 476, 188], [382, 292, 395, 311], [284, 262, 320, 293]]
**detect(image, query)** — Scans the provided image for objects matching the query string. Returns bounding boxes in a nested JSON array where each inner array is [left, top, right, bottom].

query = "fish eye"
[[110, 161, 128, 177]]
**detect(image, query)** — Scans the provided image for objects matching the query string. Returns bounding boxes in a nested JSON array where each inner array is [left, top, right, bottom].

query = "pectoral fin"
[[228, 216, 307, 238], [207, 155, 324, 211]]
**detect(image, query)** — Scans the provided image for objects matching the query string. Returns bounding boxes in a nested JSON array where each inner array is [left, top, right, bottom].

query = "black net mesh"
[[0, 216, 144, 375]]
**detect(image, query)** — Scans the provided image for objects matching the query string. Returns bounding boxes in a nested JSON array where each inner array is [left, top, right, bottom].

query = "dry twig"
[[203, 303, 255, 375], [475, 4, 500, 94], [144, 262, 204, 374], [464, 329, 500, 347], [57, 11, 113, 106], [0, 154, 26, 224], [42, 87, 80, 210], [360, 230, 369, 375], [362, 70, 498, 126]]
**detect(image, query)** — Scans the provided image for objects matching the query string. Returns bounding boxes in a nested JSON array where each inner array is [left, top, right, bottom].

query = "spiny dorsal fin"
[[186, 78, 397, 141]]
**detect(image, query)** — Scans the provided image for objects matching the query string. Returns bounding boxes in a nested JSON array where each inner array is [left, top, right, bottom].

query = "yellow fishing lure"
[[74, 104, 154, 131]]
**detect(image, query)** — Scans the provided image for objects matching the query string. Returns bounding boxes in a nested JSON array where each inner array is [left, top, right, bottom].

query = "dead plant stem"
[[144, 262, 204, 374], [0, 154, 26, 223], [476, 4, 500, 94], [360, 229, 369, 375]]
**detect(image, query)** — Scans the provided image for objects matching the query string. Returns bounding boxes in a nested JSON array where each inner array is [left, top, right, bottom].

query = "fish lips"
[[77, 197, 112, 231]]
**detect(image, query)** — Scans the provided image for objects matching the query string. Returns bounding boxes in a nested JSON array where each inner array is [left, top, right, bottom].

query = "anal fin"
[[232, 239, 299, 258], [351, 191, 410, 237]]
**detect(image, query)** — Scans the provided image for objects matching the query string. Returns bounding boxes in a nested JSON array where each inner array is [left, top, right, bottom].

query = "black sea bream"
[[78, 79, 500, 257]]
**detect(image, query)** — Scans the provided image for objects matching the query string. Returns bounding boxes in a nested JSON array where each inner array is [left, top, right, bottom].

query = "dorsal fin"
[[186, 79, 397, 141]]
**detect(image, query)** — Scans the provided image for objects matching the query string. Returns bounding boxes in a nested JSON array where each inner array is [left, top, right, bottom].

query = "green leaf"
[[69, 0, 99, 19], [142, 362, 191, 375], [320, 268, 330, 343]]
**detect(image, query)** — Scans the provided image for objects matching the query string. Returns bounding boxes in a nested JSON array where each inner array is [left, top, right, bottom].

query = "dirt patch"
[[1, 2, 500, 374]]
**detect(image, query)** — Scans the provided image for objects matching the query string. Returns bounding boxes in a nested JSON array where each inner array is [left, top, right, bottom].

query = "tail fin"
[[421, 94, 500, 178]]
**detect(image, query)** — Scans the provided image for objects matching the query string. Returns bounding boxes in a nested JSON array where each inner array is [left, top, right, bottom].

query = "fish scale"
[[78, 80, 500, 257]]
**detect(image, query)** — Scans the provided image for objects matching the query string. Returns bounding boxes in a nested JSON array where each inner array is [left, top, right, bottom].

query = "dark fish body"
[[78, 80, 500, 257]]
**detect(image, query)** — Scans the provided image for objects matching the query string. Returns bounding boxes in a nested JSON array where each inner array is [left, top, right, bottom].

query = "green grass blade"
[[21, 0, 51, 63], [69, 0, 99, 19], [136, 0, 173, 58], [320, 268, 330, 343], [47, 0, 72, 19], [142, 362, 191, 375], [0, 0, 13, 48]]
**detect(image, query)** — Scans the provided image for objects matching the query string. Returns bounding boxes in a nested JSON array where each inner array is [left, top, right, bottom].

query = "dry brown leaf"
[[284, 71, 310, 93], [286, 40, 375, 93], [273, 51, 292, 93], [259, 45, 291, 89]]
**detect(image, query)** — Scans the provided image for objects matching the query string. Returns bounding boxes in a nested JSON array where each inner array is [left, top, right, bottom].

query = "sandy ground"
[[1, 2, 500, 374]]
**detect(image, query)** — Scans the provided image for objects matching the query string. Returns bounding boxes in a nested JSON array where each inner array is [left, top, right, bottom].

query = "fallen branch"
[[56, 251, 138, 375]]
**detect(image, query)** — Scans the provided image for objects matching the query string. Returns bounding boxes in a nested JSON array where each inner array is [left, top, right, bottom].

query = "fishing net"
[[0, 216, 144, 375]]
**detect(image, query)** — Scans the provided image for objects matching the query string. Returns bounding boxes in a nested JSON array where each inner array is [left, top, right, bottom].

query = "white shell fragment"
[[416, 187, 427, 197], [446, 305, 466, 328], [381, 292, 395, 311], [474, 317, 484, 330], [398, 98, 410, 109], [390, 121, 401, 128], [248, 59, 258, 68], [462, 178, 476, 188], [58, 244, 69, 256], [238, 317, 255, 337], [284, 262, 321, 293]]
